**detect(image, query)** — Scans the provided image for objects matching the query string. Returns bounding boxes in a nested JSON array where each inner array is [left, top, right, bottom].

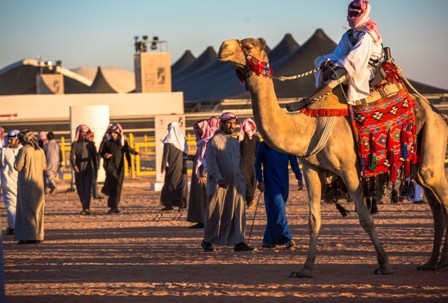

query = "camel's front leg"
[[291, 162, 322, 278], [342, 171, 393, 275]]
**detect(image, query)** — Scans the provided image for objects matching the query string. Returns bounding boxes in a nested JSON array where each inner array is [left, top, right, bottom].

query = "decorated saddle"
[[353, 62, 418, 183], [302, 61, 418, 213]]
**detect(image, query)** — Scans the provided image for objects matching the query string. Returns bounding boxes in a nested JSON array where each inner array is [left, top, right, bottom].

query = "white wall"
[[0, 92, 184, 121]]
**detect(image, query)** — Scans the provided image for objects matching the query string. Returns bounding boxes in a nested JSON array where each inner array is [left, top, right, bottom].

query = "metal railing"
[[57, 134, 448, 180], [59, 133, 199, 179]]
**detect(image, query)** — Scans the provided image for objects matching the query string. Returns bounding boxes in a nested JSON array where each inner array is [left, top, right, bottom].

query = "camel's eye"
[[243, 44, 253, 50]]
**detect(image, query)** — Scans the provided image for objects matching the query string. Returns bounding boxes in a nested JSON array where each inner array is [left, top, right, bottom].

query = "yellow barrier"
[[58, 134, 448, 180]]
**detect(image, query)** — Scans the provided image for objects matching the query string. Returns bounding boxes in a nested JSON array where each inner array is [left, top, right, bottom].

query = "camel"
[[218, 37, 448, 278]]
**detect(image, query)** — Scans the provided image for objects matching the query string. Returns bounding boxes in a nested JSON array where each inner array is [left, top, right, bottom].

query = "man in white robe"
[[0, 130, 22, 235], [201, 112, 255, 252], [44, 131, 61, 194], [14, 130, 46, 244], [287, 0, 383, 111]]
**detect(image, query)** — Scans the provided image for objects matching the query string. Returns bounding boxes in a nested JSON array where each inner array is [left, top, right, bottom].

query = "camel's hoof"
[[417, 262, 438, 271], [289, 269, 313, 278], [374, 264, 394, 275], [437, 261, 448, 269], [437, 256, 448, 269]]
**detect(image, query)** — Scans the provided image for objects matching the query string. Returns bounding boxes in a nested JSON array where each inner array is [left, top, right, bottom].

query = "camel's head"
[[218, 38, 268, 66], [218, 38, 272, 83]]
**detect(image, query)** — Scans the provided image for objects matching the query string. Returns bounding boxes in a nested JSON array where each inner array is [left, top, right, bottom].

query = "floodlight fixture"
[[151, 36, 159, 50], [134, 35, 149, 53]]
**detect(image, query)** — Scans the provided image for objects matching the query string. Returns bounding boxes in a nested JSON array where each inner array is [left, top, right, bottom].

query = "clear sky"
[[1, 0, 447, 89]]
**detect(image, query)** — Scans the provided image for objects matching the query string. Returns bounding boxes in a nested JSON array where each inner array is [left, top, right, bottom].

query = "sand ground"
[[1, 177, 447, 302]]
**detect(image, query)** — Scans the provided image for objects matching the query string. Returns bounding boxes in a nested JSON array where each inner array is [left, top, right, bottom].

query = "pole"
[[247, 191, 263, 246]]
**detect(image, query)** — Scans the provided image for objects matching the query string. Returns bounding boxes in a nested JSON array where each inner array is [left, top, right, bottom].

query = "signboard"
[[154, 115, 185, 183], [134, 52, 171, 93], [36, 74, 64, 94]]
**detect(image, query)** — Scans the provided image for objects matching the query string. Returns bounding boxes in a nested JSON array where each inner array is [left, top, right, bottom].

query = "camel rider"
[[287, 0, 383, 111]]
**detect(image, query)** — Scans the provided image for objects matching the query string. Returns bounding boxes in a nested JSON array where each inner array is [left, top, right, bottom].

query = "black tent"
[[269, 29, 337, 99], [171, 50, 196, 74], [406, 79, 447, 95], [172, 46, 216, 80], [229, 29, 448, 100], [179, 36, 299, 102], [268, 33, 300, 64]]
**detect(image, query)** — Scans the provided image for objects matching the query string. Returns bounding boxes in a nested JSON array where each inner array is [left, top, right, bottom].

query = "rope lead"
[[274, 67, 321, 82]]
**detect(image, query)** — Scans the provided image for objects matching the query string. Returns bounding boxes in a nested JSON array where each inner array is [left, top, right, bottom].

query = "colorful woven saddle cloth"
[[301, 78, 418, 182], [300, 81, 404, 117], [352, 88, 418, 181], [300, 88, 349, 117]]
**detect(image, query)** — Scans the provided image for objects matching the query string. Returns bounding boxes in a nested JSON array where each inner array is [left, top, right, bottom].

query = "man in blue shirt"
[[255, 141, 303, 250]]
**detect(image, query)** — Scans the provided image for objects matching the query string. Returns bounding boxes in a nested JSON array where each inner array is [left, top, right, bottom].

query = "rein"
[[236, 40, 320, 88]]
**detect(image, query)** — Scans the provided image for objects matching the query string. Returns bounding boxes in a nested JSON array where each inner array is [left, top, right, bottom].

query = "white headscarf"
[[162, 122, 188, 153]]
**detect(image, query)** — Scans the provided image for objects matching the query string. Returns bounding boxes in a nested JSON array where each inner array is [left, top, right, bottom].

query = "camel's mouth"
[[217, 49, 233, 62], [218, 51, 245, 70]]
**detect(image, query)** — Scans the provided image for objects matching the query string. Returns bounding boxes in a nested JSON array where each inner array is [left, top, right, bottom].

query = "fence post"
[[129, 133, 136, 179], [60, 136, 66, 165]]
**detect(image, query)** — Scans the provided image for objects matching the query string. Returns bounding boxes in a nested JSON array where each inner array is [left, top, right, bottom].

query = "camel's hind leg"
[[418, 188, 447, 270], [342, 170, 393, 275], [439, 210, 448, 268], [415, 110, 448, 270], [292, 162, 323, 278]]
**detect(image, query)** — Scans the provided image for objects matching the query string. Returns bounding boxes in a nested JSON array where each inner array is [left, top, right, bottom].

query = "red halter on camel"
[[236, 40, 274, 90]]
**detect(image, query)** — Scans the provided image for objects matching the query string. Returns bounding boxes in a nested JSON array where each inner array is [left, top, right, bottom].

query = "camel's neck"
[[245, 74, 317, 156]]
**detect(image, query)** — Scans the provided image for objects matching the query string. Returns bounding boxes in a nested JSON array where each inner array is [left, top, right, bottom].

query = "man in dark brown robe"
[[70, 124, 98, 215], [100, 123, 138, 214]]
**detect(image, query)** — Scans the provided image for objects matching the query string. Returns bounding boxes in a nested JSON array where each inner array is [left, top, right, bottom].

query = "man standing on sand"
[[14, 130, 46, 244], [100, 123, 138, 214], [201, 112, 255, 252], [44, 131, 61, 194], [0, 130, 22, 235], [70, 124, 98, 215], [255, 141, 303, 250], [238, 118, 260, 209]]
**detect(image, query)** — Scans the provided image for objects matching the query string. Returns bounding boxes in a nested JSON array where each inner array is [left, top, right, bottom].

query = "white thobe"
[[0, 145, 22, 229], [203, 132, 247, 246], [315, 30, 383, 104]]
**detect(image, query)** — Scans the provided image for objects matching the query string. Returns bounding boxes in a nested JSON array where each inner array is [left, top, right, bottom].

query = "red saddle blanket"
[[352, 89, 417, 182]]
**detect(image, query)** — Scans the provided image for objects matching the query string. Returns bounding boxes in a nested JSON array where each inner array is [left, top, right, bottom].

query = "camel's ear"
[[258, 38, 267, 51]]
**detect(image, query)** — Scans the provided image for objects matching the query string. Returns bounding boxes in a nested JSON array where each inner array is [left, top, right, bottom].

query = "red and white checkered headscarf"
[[207, 116, 219, 135], [0, 127, 4, 147], [194, 120, 213, 177], [74, 124, 91, 142], [347, 0, 381, 43], [219, 112, 237, 122], [238, 118, 257, 142]]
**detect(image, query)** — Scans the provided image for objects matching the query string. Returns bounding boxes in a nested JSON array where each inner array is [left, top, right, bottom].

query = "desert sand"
[[1, 177, 447, 302]]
